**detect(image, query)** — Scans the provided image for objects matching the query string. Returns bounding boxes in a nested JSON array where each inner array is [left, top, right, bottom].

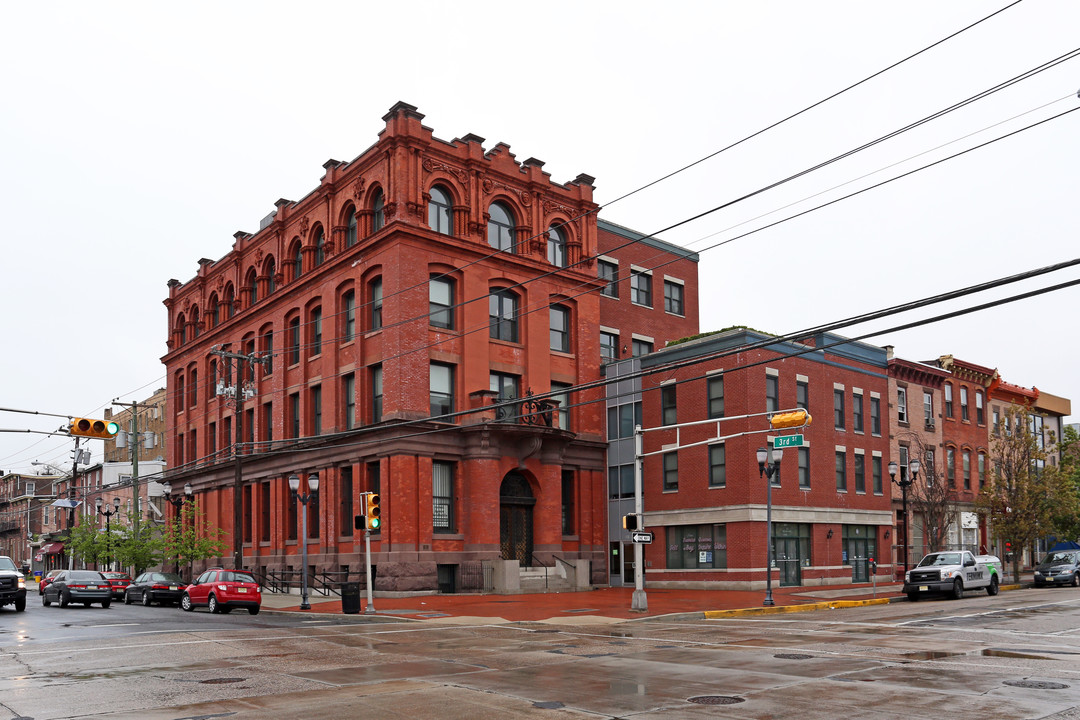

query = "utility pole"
[[211, 346, 268, 570], [112, 399, 151, 569], [67, 437, 81, 570]]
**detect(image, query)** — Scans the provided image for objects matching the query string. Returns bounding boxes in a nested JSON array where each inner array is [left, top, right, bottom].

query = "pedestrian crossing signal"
[[622, 514, 640, 531]]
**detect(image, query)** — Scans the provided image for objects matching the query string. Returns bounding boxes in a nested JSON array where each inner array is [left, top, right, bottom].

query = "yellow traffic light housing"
[[769, 410, 811, 430], [70, 418, 121, 439], [365, 493, 382, 531]]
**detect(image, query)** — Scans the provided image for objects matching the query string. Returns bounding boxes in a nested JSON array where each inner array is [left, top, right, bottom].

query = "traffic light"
[[364, 493, 381, 531], [69, 418, 121, 439], [769, 410, 811, 429], [622, 514, 640, 531], [869, 557, 877, 574], [1005, 541, 1012, 555]]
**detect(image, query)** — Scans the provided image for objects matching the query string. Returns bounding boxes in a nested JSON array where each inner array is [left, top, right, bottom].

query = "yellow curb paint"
[[704, 598, 892, 619]]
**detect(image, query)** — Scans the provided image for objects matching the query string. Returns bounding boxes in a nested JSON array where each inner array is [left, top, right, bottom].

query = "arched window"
[[488, 202, 515, 252], [489, 288, 518, 342], [265, 257, 276, 295], [428, 186, 452, 235], [372, 190, 385, 232], [369, 277, 383, 330], [547, 224, 566, 267], [313, 228, 325, 267], [292, 241, 303, 280], [344, 205, 358, 247], [208, 359, 218, 401], [176, 313, 187, 345], [223, 284, 235, 318], [208, 294, 219, 328], [191, 307, 200, 338], [246, 267, 258, 306]]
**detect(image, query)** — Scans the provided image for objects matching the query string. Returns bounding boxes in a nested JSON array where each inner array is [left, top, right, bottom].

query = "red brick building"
[[161, 102, 698, 592], [609, 328, 893, 590]]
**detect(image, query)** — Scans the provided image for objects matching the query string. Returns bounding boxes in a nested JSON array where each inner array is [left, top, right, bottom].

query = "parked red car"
[[101, 572, 133, 599], [180, 568, 261, 615]]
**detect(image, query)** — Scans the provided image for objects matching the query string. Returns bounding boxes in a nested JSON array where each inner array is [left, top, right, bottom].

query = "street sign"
[[773, 434, 803, 449], [631, 531, 654, 544]]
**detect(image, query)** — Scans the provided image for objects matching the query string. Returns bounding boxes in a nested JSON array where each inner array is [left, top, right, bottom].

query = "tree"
[[112, 519, 163, 577], [1050, 425, 1080, 542], [65, 513, 105, 567], [159, 500, 229, 582], [902, 432, 961, 556], [976, 405, 1073, 580]]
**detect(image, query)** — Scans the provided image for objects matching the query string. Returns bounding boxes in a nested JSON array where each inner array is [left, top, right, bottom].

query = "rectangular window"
[[208, 422, 217, 455], [430, 363, 454, 418], [343, 374, 356, 430], [661, 384, 677, 426], [245, 408, 255, 444], [963, 450, 971, 490], [873, 456, 883, 494], [852, 393, 863, 433], [489, 289, 518, 342], [707, 375, 724, 418], [242, 485, 252, 543], [262, 333, 273, 375], [262, 402, 272, 443], [429, 276, 454, 329], [993, 407, 1001, 435], [551, 382, 571, 431], [897, 387, 907, 424], [976, 391, 985, 425], [310, 307, 322, 357], [343, 291, 356, 342], [630, 269, 652, 307], [340, 466, 354, 538], [663, 452, 678, 491], [600, 331, 618, 363], [289, 393, 300, 438], [960, 386, 969, 421], [944, 383, 953, 417], [260, 481, 270, 542], [978, 452, 987, 487], [223, 416, 232, 451], [766, 374, 779, 414], [549, 305, 570, 353], [923, 390, 934, 427], [836, 451, 847, 491], [308, 488, 319, 539], [608, 464, 635, 499], [708, 444, 726, 487], [286, 477, 297, 541], [947, 447, 956, 487], [607, 403, 640, 440], [433, 461, 454, 533], [870, 396, 881, 435], [631, 339, 653, 357], [561, 470, 575, 535], [310, 385, 322, 436], [925, 448, 935, 486], [663, 280, 684, 315], [491, 372, 520, 422], [666, 524, 727, 569], [370, 278, 383, 330], [834, 389, 845, 429], [799, 447, 810, 489], [288, 317, 300, 365], [371, 365, 383, 423], [796, 380, 808, 411], [854, 453, 865, 493], [598, 260, 618, 298]]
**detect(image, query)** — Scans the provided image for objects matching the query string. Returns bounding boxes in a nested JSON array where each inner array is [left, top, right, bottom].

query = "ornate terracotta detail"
[[482, 178, 532, 207], [299, 216, 310, 238], [353, 177, 365, 200], [254, 249, 263, 264], [422, 158, 469, 201]]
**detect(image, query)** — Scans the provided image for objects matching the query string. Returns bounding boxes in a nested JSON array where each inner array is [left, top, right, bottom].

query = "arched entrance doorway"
[[500, 472, 535, 566]]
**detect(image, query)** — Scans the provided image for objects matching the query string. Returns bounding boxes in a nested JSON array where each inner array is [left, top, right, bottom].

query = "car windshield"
[[0, 558, 18, 572], [69, 571, 104, 581], [151, 573, 183, 583], [917, 553, 963, 567], [1043, 552, 1077, 565], [222, 572, 257, 584]]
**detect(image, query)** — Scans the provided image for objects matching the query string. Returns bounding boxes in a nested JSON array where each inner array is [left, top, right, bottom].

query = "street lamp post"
[[95, 496, 121, 571], [889, 458, 920, 574], [162, 482, 193, 579], [288, 473, 319, 611], [756, 445, 783, 607]]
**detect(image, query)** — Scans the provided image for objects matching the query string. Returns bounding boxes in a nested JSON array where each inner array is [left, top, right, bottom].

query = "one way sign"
[[631, 531, 654, 544]]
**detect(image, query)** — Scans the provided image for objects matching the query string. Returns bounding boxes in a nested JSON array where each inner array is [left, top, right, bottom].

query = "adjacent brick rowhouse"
[[161, 102, 699, 591]]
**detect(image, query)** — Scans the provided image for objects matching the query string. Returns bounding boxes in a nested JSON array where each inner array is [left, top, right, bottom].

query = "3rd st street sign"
[[773, 434, 804, 449]]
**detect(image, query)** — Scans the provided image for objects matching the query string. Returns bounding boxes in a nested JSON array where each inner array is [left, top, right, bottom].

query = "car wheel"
[[101, 600, 111, 609], [987, 576, 1000, 596], [951, 578, 964, 600], [1072, 573, 1079, 588], [59, 591, 70, 608], [124, 591, 132, 605], [42, 593, 50, 607], [208, 595, 219, 614], [248, 606, 260, 616], [907, 592, 919, 602], [181, 593, 193, 612], [14, 597, 25, 612], [143, 591, 152, 607]]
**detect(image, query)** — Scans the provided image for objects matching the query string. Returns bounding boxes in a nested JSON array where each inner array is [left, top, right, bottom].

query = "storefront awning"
[[41, 542, 64, 555]]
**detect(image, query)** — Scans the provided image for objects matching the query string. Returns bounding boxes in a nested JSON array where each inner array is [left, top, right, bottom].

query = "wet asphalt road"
[[4, 588, 1080, 718]]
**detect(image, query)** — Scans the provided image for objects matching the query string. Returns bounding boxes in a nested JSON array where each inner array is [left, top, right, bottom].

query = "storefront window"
[[666, 525, 727, 569]]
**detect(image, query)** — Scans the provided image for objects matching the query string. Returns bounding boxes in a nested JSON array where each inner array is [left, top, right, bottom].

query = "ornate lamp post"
[[756, 445, 783, 607], [95, 496, 122, 570], [288, 472, 319, 610], [162, 481, 193, 578], [889, 458, 920, 574]]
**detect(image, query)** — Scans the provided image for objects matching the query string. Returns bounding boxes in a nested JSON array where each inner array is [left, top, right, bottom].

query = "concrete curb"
[[703, 597, 894, 619]]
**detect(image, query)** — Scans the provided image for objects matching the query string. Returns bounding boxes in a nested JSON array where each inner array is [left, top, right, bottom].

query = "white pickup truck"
[[903, 551, 1001, 601]]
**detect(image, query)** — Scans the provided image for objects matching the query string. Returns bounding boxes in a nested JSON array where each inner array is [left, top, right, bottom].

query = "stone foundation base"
[[374, 561, 438, 592]]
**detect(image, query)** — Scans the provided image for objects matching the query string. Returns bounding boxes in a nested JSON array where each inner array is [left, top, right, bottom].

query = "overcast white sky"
[[3, 1, 1078, 473]]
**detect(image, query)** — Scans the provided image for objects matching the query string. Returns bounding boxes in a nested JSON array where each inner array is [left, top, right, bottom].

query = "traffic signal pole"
[[112, 400, 143, 559]]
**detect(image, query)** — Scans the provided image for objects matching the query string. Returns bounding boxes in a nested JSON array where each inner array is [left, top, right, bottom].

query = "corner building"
[[161, 102, 698, 591]]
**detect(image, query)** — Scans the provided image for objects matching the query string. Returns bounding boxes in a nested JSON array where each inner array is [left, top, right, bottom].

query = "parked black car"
[[125, 572, 186, 606], [41, 570, 111, 608], [1034, 550, 1080, 587]]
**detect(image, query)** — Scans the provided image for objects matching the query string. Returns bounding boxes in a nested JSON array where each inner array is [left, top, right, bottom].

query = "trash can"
[[340, 582, 361, 614]]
